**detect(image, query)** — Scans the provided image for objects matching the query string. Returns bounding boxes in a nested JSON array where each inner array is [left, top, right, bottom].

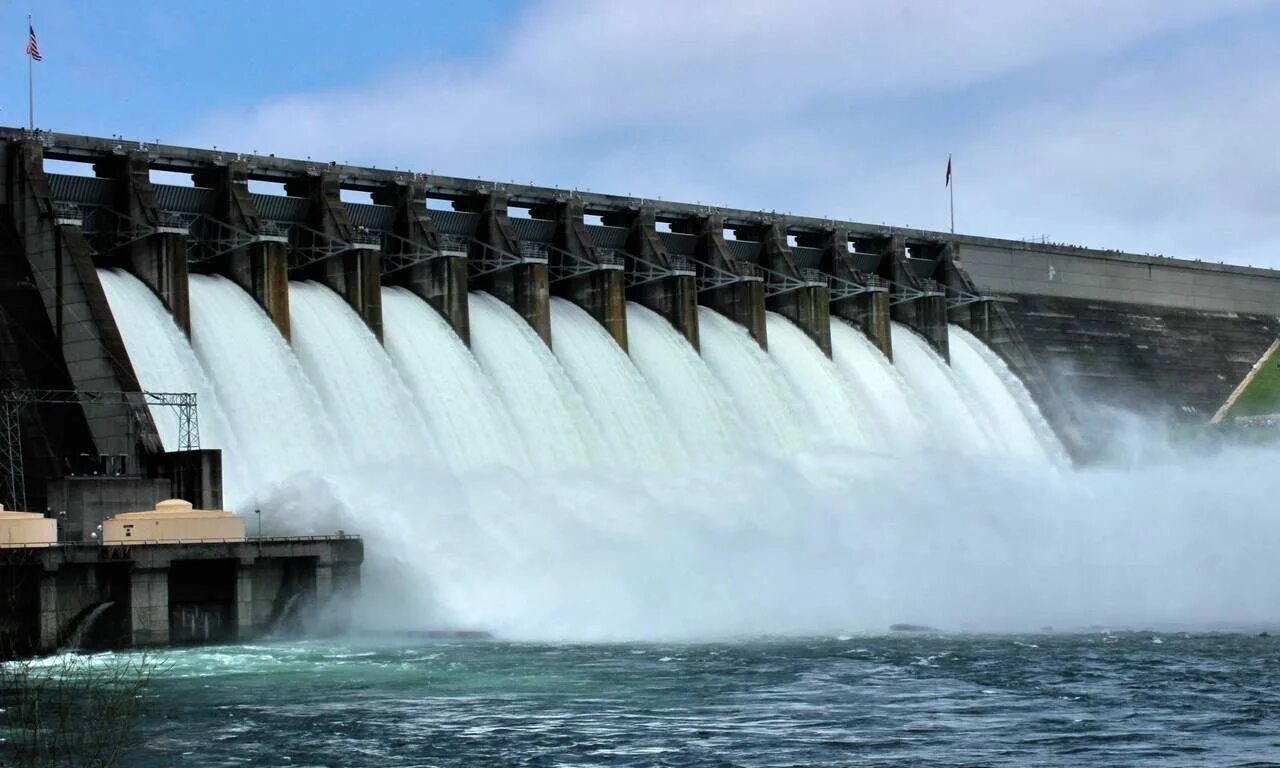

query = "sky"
[[4, 0, 1279, 267]]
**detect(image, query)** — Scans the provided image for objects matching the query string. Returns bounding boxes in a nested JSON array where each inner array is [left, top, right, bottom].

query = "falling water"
[[63, 600, 114, 651], [696, 307, 806, 454], [188, 274, 337, 499], [625, 302, 743, 459], [764, 312, 878, 449], [97, 269, 248, 497], [288, 281, 435, 467], [467, 292, 600, 470], [949, 325, 1067, 463], [829, 320, 933, 454], [549, 298, 686, 469], [890, 322, 995, 453], [381, 287, 529, 473]]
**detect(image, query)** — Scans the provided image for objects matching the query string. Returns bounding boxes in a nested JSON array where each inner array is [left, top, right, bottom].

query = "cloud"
[[180, 0, 1279, 265]]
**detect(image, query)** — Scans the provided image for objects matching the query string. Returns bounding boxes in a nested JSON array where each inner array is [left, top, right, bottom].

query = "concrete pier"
[[876, 234, 949, 361], [287, 174, 382, 341], [805, 227, 893, 358], [605, 207, 700, 351], [753, 222, 831, 357], [682, 214, 767, 349], [540, 199, 627, 350], [1, 536, 362, 655], [375, 181, 471, 344], [192, 163, 292, 341], [462, 192, 552, 346]]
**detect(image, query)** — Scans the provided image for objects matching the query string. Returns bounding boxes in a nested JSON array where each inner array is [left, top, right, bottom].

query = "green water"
[[73, 632, 1276, 766]]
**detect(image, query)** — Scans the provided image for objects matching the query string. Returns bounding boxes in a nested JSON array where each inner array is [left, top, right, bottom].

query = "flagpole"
[[27, 14, 34, 130], [948, 155, 955, 235]]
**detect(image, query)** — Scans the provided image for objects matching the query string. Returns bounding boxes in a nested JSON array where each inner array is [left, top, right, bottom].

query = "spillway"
[[890, 322, 995, 454], [697, 307, 807, 454], [381, 287, 529, 473], [625, 302, 743, 460], [467, 292, 601, 470], [829, 319, 932, 454], [188, 274, 338, 498], [549, 298, 686, 469], [289, 281, 436, 467]]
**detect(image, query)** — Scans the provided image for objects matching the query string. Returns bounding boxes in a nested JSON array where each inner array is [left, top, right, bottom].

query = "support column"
[[538, 199, 627, 350], [94, 151, 190, 334], [192, 163, 291, 341], [755, 222, 830, 356], [461, 192, 551, 346], [129, 567, 169, 646], [235, 559, 255, 642], [879, 234, 948, 361], [807, 227, 892, 359], [37, 569, 58, 653], [605, 207, 699, 351], [287, 173, 383, 341], [374, 180, 470, 344], [680, 214, 766, 349]]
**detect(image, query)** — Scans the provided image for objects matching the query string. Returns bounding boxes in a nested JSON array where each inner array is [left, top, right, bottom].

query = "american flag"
[[26, 24, 42, 61]]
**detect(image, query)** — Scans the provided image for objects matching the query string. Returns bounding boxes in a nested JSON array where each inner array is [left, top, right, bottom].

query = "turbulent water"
[[93, 271, 1280, 765]]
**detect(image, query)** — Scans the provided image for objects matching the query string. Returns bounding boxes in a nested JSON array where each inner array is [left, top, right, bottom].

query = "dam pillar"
[[129, 567, 169, 646], [374, 181, 470, 344], [192, 163, 291, 341], [0, 140, 162, 480], [879, 235, 949, 361], [37, 569, 58, 653], [536, 199, 627, 350], [461, 192, 551, 346], [680, 214, 766, 349], [285, 173, 382, 341], [604, 207, 699, 351], [754, 222, 831, 356], [806, 228, 892, 358], [93, 152, 190, 335]]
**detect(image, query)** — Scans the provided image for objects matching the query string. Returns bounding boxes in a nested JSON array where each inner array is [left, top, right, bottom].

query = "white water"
[[829, 320, 932, 454], [97, 269, 249, 498], [696, 307, 807, 454], [625, 302, 743, 460], [188, 274, 338, 501], [949, 325, 1067, 463], [765, 312, 878, 449], [549, 298, 686, 469], [63, 600, 114, 651], [890, 323, 995, 453], [381, 287, 529, 473], [288, 281, 435, 467], [103, 275, 1275, 641], [467, 292, 600, 470]]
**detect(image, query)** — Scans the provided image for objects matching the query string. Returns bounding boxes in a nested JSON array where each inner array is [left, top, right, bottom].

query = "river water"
[[124, 632, 1280, 766]]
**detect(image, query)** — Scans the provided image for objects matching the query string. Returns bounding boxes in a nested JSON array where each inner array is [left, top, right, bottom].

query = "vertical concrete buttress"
[[373, 181, 471, 344], [129, 567, 169, 646], [756, 222, 831, 357], [879, 234, 949, 361], [192, 163, 292, 341], [285, 173, 383, 341], [806, 227, 892, 359], [681, 214, 767, 349], [539, 199, 627, 350], [93, 152, 190, 335], [604, 207, 700, 351], [461, 192, 552, 346]]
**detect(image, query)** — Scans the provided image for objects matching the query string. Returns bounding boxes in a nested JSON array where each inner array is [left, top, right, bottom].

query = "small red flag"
[[945, 155, 952, 187]]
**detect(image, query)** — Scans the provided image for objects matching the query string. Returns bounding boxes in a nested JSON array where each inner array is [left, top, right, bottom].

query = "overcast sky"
[[5, 1, 1278, 267]]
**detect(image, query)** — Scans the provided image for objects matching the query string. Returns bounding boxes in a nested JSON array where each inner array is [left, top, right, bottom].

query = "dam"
[[0, 127, 1277, 648]]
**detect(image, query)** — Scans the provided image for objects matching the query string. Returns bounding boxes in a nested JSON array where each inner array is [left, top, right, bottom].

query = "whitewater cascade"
[[98, 271, 1227, 640]]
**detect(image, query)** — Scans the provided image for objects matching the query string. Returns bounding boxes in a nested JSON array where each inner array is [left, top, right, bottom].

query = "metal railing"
[[52, 201, 82, 226]]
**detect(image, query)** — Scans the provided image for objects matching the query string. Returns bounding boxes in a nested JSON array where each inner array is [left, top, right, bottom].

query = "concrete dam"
[[1, 127, 1278, 643]]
